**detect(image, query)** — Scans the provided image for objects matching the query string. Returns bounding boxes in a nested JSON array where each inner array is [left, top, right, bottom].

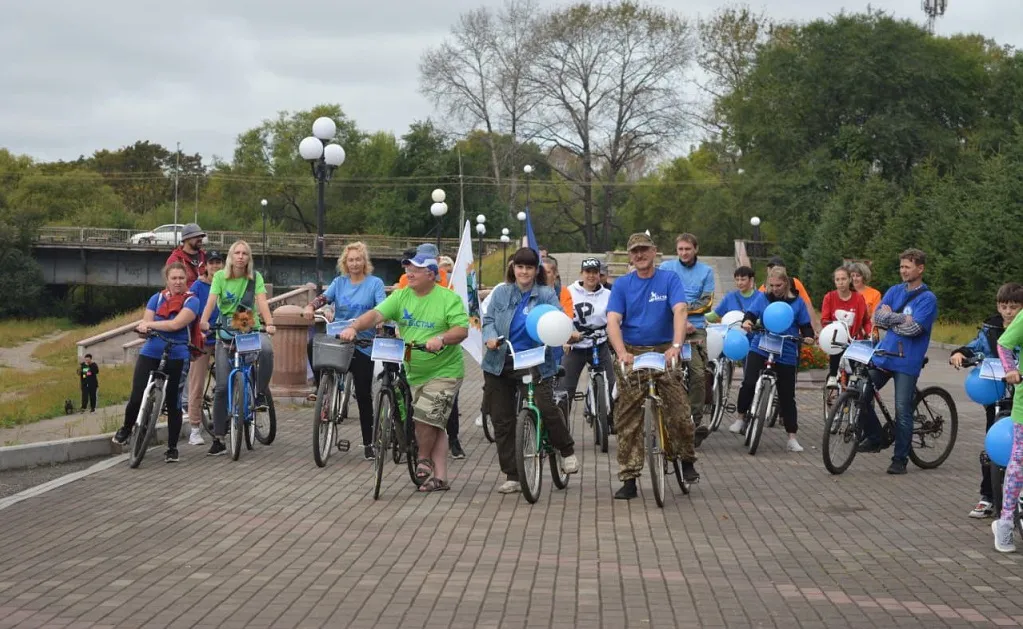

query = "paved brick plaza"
[[2, 359, 1023, 629]]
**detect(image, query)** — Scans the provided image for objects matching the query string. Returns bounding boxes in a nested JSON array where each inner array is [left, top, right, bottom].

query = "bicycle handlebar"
[[141, 330, 200, 354]]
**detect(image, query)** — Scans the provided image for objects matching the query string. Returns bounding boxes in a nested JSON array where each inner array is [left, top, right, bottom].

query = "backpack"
[[156, 290, 205, 359]]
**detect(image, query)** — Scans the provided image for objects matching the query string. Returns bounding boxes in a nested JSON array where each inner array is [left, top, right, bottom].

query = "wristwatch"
[[672, 343, 682, 349]]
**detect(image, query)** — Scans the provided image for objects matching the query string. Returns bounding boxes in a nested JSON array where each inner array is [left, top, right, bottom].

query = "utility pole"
[[457, 147, 465, 231], [173, 141, 180, 244], [193, 175, 199, 223]]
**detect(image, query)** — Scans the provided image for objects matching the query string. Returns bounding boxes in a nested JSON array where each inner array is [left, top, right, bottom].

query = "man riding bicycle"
[[607, 233, 699, 500], [857, 248, 938, 475], [340, 250, 468, 492]]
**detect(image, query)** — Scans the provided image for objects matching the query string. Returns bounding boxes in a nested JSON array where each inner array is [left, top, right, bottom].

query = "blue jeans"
[[859, 368, 918, 462]]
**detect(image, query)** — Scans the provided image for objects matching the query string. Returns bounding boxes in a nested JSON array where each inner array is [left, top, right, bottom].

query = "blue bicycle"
[[216, 326, 277, 461]]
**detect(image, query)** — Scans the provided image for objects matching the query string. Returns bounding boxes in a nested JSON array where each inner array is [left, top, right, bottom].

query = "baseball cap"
[[581, 257, 601, 271], [401, 253, 439, 274], [207, 250, 224, 262], [767, 256, 785, 268], [626, 232, 655, 251], [416, 243, 439, 258]]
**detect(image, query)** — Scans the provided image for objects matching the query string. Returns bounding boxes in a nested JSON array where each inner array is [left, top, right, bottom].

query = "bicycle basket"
[[312, 334, 356, 374]]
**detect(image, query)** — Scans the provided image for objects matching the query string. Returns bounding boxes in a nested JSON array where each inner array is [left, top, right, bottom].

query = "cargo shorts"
[[411, 377, 463, 430]]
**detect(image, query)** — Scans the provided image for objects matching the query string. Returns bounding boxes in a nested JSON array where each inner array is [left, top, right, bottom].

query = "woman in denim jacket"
[[482, 247, 579, 494]]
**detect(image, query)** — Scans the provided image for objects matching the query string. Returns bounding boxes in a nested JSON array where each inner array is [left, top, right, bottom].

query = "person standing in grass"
[[79, 353, 99, 413]]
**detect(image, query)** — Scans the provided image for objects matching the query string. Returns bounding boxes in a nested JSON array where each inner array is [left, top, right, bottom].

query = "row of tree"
[[2, 3, 1022, 320]]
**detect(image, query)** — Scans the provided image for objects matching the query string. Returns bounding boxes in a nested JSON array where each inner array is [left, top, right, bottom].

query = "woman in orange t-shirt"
[[848, 261, 882, 317]]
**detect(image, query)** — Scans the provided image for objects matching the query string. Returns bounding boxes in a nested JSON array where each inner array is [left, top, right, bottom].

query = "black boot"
[[614, 478, 638, 500]]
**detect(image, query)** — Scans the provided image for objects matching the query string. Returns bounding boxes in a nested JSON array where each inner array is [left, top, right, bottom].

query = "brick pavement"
[[2, 358, 1023, 628]]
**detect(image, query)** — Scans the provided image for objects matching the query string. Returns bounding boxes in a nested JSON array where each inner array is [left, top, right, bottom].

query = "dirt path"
[[0, 331, 69, 372]]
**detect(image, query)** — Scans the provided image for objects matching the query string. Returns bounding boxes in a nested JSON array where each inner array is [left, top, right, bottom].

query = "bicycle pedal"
[[336, 439, 351, 452], [724, 404, 737, 413]]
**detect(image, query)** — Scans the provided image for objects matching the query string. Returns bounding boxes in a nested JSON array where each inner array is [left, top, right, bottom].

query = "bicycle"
[[313, 312, 353, 418], [960, 355, 1015, 514], [215, 325, 277, 461], [501, 339, 572, 504], [822, 339, 958, 474], [621, 351, 693, 507], [738, 331, 806, 456], [574, 328, 613, 453], [199, 355, 216, 436], [310, 320, 369, 467], [706, 324, 736, 432], [127, 331, 194, 469], [370, 335, 434, 500]]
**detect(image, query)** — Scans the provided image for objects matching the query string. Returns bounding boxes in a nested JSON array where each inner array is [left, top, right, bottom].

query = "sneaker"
[[164, 448, 179, 463], [728, 419, 746, 434], [825, 376, 838, 389], [498, 480, 521, 494], [886, 459, 908, 475], [681, 461, 700, 483], [207, 439, 227, 456], [449, 440, 466, 460], [255, 393, 269, 411], [562, 454, 580, 474], [970, 500, 995, 519], [786, 437, 804, 453], [474, 415, 483, 427], [614, 479, 638, 500], [993, 519, 1016, 553], [112, 427, 131, 445], [694, 424, 710, 447], [188, 427, 205, 446], [364, 445, 376, 461]]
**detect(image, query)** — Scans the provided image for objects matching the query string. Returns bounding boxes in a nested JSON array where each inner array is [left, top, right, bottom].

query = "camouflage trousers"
[[614, 343, 695, 482]]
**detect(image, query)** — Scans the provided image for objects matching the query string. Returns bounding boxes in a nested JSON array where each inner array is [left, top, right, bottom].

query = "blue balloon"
[[723, 329, 750, 360], [762, 301, 795, 334], [986, 416, 1016, 468], [525, 304, 559, 343], [965, 368, 1006, 406]]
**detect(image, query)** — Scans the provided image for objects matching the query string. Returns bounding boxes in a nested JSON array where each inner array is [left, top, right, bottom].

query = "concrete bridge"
[[32, 227, 489, 288]]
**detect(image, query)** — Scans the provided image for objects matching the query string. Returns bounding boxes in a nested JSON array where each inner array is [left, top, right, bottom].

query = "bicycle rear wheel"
[[645, 401, 665, 508], [405, 402, 424, 487], [594, 376, 609, 453], [255, 390, 276, 445], [516, 408, 542, 503], [372, 388, 394, 500], [313, 372, 337, 468], [482, 410, 496, 443], [230, 372, 244, 461], [822, 390, 861, 475], [908, 386, 958, 469], [747, 380, 771, 456], [129, 382, 162, 469], [201, 370, 215, 436]]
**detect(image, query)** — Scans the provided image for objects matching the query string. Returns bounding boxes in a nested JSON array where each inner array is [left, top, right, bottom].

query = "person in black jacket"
[[79, 354, 99, 412], [950, 282, 1023, 518]]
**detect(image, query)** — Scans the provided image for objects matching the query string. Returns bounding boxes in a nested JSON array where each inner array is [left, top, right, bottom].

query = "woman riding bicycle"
[[198, 240, 276, 457], [561, 257, 615, 425], [303, 241, 386, 460], [734, 267, 815, 453], [113, 261, 201, 463], [482, 247, 579, 494]]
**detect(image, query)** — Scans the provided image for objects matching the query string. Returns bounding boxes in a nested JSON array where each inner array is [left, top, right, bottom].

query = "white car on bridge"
[[129, 224, 188, 245]]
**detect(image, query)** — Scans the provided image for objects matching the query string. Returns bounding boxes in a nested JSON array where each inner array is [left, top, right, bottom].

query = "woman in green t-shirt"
[[198, 240, 276, 457]]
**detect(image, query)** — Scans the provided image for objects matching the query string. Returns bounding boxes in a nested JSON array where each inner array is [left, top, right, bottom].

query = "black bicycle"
[[128, 331, 195, 468], [574, 328, 613, 453]]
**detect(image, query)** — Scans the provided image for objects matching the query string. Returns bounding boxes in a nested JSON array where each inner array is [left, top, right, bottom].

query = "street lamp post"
[[430, 188, 448, 252], [500, 228, 510, 269], [516, 211, 527, 244], [299, 116, 346, 290], [750, 216, 761, 258], [523, 164, 533, 209], [475, 214, 487, 286], [260, 198, 268, 276]]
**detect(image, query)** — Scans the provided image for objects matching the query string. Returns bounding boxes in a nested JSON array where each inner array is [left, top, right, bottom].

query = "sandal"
[[415, 458, 434, 482], [418, 477, 450, 492], [307, 393, 318, 402]]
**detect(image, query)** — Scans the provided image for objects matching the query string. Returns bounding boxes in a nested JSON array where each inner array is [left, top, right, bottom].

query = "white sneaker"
[[825, 376, 838, 389], [993, 519, 1016, 553], [969, 500, 995, 519], [188, 428, 205, 446], [474, 415, 484, 427], [786, 438, 804, 453], [728, 419, 746, 434], [562, 454, 580, 474], [498, 480, 521, 494]]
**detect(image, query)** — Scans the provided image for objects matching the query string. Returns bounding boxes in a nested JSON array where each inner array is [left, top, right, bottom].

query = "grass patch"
[[34, 308, 144, 367], [0, 318, 75, 347], [931, 320, 980, 346]]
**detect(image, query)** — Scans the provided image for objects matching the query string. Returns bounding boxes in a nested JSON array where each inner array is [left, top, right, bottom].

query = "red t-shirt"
[[821, 290, 871, 338]]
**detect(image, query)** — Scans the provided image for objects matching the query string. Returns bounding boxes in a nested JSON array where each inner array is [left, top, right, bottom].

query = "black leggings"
[[122, 355, 184, 450], [736, 352, 799, 434], [347, 350, 376, 447], [828, 354, 842, 378]]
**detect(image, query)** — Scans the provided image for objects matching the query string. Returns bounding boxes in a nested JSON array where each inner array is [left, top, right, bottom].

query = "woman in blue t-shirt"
[[734, 267, 815, 453], [112, 261, 201, 463], [304, 241, 387, 459]]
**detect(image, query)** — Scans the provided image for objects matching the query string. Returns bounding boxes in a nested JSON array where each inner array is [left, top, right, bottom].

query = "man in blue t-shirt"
[[660, 233, 716, 443], [857, 248, 938, 475], [607, 232, 700, 499]]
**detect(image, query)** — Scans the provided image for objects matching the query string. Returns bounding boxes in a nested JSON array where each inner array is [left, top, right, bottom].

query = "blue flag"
[[525, 207, 540, 260]]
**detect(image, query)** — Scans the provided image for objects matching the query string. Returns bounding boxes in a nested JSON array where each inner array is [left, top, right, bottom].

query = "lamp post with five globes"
[[299, 117, 346, 289], [430, 188, 448, 252]]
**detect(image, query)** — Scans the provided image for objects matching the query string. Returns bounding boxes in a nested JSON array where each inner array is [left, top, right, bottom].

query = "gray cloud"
[[1, 0, 1018, 163]]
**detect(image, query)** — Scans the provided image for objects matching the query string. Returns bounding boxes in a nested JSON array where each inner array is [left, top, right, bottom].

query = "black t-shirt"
[[79, 362, 99, 387]]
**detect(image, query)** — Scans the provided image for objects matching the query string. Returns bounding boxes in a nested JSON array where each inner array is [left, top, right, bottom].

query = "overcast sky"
[[1, 0, 1018, 164]]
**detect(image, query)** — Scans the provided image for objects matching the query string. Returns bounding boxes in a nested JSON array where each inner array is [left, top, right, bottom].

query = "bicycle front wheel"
[[313, 372, 337, 468], [909, 386, 958, 469], [708, 367, 725, 432], [129, 382, 162, 469], [747, 380, 771, 456], [340, 373, 353, 419], [645, 401, 665, 508], [372, 388, 394, 500], [822, 390, 861, 475], [516, 408, 543, 503], [482, 410, 496, 443], [594, 376, 609, 453], [230, 372, 245, 461]]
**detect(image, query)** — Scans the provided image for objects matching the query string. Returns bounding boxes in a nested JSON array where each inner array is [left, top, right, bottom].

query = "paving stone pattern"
[[2, 359, 1023, 628]]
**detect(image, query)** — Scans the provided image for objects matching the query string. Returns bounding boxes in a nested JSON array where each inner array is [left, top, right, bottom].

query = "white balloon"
[[819, 321, 850, 356], [705, 326, 725, 360], [721, 310, 745, 327], [537, 311, 574, 346]]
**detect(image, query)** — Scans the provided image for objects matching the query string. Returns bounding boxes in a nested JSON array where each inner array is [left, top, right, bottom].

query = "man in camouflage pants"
[[606, 233, 700, 500]]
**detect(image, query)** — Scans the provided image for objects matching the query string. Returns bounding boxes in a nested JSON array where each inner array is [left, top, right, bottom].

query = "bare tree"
[[526, 1, 695, 251]]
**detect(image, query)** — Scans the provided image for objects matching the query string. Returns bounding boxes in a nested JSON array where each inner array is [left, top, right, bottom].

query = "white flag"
[[448, 221, 483, 364]]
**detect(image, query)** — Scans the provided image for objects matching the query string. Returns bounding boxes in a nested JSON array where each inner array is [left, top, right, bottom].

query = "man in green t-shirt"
[[341, 252, 468, 492]]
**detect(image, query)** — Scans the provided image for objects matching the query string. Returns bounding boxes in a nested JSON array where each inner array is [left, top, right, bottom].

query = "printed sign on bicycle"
[[843, 340, 875, 365], [235, 333, 262, 354], [371, 337, 405, 363], [979, 358, 1007, 380], [633, 352, 666, 372], [757, 333, 784, 355], [512, 346, 546, 370], [325, 319, 355, 337]]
